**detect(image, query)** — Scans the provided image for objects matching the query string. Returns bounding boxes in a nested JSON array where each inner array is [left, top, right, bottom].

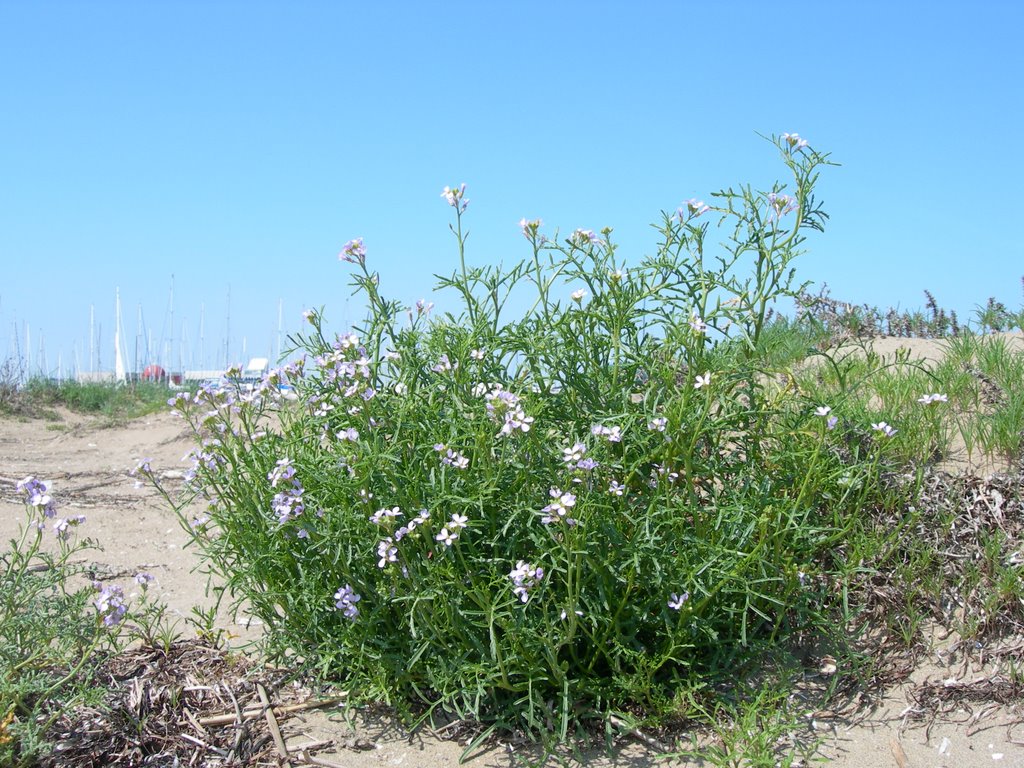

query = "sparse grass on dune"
[[0, 379, 173, 422]]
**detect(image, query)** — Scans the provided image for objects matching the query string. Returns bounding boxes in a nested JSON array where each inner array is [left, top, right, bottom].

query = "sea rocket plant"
[[149, 133, 852, 742]]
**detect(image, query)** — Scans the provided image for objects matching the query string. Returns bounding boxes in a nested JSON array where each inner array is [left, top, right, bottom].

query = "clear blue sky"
[[2, 1, 1022, 376]]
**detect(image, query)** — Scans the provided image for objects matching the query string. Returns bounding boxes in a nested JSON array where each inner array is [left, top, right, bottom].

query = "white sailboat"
[[114, 288, 127, 383]]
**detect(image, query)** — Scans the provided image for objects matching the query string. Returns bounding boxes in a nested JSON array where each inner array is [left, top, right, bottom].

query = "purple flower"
[[562, 442, 587, 466], [94, 584, 128, 627], [441, 183, 469, 211], [917, 393, 948, 405], [519, 217, 543, 239], [591, 424, 623, 442], [608, 480, 625, 496], [339, 238, 366, 265], [668, 591, 690, 611], [576, 458, 599, 471], [871, 421, 897, 438], [648, 417, 668, 432], [782, 132, 809, 150], [272, 481, 305, 525], [827, 415, 838, 431], [541, 487, 577, 525], [678, 199, 710, 220], [377, 538, 398, 568], [571, 229, 602, 246], [334, 584, 361, 619], [508, 560, 544, 603], [767, 192, 798, 218], [432, 354, 457, 373], [18, 475, 58, 518], [268, 458, 296, 488], [53, 515, 85, 540], [435, 527, 458, 547], [441, 448, 469, 469], [370, 506, 402, 525], [134, 572, 155, 586]]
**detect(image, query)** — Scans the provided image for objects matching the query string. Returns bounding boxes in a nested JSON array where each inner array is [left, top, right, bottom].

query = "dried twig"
[[198, 696, 346, 727], [257, 682, 289, 758]]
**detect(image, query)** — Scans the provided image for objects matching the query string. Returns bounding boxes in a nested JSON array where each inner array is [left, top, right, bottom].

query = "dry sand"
[[2, 334, 1022, 766]]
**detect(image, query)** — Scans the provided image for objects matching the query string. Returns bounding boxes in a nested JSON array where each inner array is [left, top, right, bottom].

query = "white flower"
[[871, 421, 897, 438], [435, 527, 458, 547], [648, 417, 667, 432], [571, 289, 587, 303], [814, 406, 832, 417], [694, 372, 711, 389]]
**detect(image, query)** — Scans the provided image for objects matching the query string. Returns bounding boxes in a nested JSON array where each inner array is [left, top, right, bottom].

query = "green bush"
[[1, 478, 125, 766], [158, 136, 915, 741]]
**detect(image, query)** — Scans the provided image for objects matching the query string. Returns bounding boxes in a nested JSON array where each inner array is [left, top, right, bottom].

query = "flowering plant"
[[160, 136, 880, 742]]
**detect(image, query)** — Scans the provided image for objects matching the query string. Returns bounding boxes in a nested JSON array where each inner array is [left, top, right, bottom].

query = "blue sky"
[[2, 1, 1022, 376]]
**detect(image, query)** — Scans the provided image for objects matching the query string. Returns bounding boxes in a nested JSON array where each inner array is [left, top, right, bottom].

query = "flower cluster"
[[434, 443, 470, 469], [441, 183, 469, 212], [334, 584, 361, 619], [377, 538, 398, 568], [814, 406, 839, 430], [782, 132, 809, 150], [677, 198, 710, 220], [591, 424, 623, 442], [508, 560, 544, 603], [518, 217, 545, 243], [485, 387, 534, 437], [432, 354, 457, 374], [340, 237, 367, 266], [767, 192, 798, 218], [394, 508, 431, 542], [269, 459, 305, 525], [94, 583, 128, 627], [16, 475, 56, 519], [541, 487, 578, 526], [370, 506, 402, 525], [871, 421, 898, 438], [668, 591, 690, 611], [53, 514, 86, 540], [433, 511, 469, 548]]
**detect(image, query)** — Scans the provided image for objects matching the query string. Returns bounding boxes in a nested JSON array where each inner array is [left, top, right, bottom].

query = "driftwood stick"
[[197, 696, 346, 727], [608, 714, 667, 752], [296, 751, 350, 768], [257, 683, 289, 758]]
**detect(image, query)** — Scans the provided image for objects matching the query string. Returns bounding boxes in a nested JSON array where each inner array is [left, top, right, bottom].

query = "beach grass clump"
[[11, 379, 172, 421], [148, 135, 1021, 752]]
